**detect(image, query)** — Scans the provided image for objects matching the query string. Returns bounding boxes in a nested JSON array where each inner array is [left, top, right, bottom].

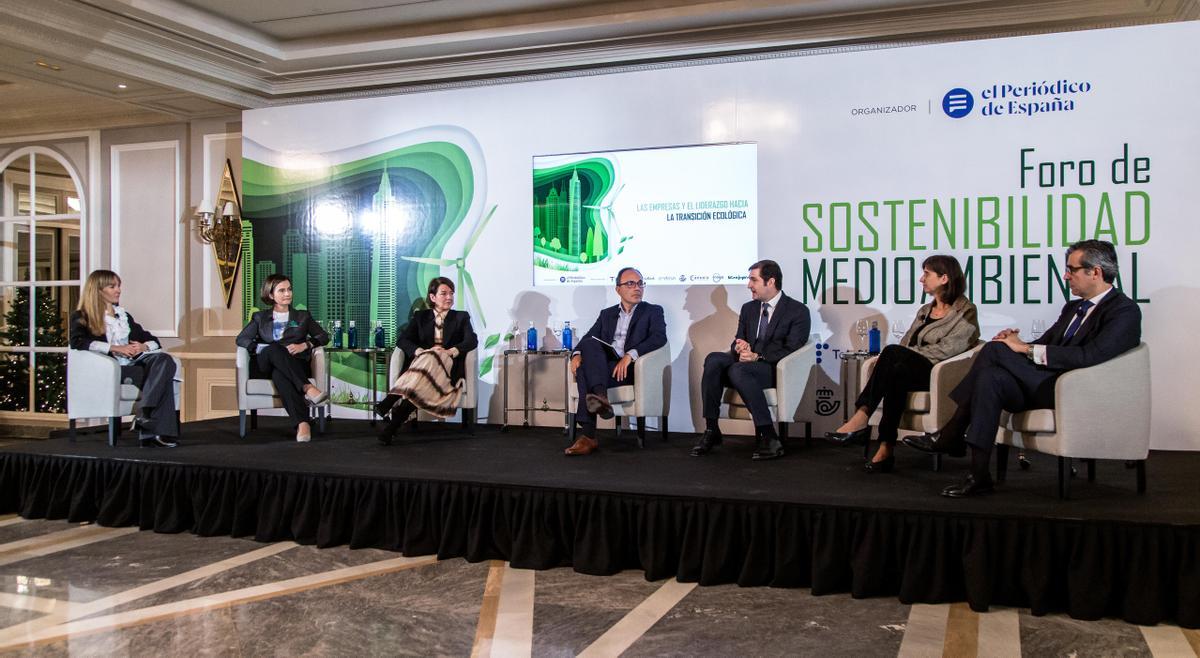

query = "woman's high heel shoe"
[[825, 426, 871, 445], [863, 454, 895, 474]]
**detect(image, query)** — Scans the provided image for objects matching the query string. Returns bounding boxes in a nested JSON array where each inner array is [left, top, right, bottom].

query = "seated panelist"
[[825, 255, 980, 474], [691, 259, 811, 461], [374, 277, 478, 445], [69, 269, 180, 448], [236, 274, 330, 442], [563, 266, 668, 456], [905, 240, 1142, 498]]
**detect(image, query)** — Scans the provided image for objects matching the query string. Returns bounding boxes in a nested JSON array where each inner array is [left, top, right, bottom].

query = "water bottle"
[[526, 321, 538, 352], [374, 321, 385, 348], [868, 320, 881, 354], [562, 321, 573, 351], [332, 320, 343, 348], [347, 320, 358, 349]]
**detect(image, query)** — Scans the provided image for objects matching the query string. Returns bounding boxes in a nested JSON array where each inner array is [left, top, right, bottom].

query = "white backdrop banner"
[[244, 21, 1199, 449]]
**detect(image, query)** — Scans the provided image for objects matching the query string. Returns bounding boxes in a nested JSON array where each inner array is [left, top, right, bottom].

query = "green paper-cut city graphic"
[[532, 158, 628, 270], [240, 140, 489, 393]]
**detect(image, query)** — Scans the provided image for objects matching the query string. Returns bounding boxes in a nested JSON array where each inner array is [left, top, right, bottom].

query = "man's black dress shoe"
[[941, 473, 994, 498], [863, 454, 895, 474], [902, 432, 967, 458], [689, 430, 723, 457], [139, 435, 178, 448], [752, 437, 785, 461], [825, 427, 871, 446]]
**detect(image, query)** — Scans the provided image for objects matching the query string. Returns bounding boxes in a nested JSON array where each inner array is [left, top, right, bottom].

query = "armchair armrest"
[[1054, 343, 1150, 459], [67, 349, 122, 419], [461, 349, 478, 408], [309, 347, 327, 387], [388, 347, 405, 385], [926, 343, 981, 431], [774, 335, 820, 423], [631, 343, 671, 417]]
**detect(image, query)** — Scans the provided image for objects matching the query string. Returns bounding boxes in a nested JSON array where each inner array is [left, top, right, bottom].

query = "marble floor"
[[0, 516, 1196, 657]]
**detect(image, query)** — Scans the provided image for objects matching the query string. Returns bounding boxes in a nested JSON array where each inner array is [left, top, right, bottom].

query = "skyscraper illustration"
[[545, 187, 561, 248], [291, 253, 309, 310], [318, 234, 348, 332], [282, 228, 307, 309], [254, 260, 276, 308], [346, 231, 372, 335], [370, 168, 399, 345], [568, 169, 583, 255], [240, 219, 255, 322], [307, 238, 324, 322]]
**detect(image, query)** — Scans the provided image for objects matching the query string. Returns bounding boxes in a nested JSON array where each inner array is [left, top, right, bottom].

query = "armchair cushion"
[[245, 379, 279, 396], [1007, 409, 1056, 434]]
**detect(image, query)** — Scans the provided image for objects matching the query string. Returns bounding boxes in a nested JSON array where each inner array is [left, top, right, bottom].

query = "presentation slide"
[[532, 142, 757, 286]]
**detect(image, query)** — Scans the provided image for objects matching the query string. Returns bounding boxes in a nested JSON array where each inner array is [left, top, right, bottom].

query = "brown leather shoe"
[[585, 393, 614, 419], [564, 435, 599, 456]]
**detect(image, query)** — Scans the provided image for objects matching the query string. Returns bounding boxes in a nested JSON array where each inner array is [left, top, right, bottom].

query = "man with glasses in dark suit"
[[905, 240, 1142, 497], [692, 259, 811, 461], [564, 266, 668, 456]]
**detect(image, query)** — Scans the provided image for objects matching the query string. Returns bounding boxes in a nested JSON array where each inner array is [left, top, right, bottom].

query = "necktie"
[[1060, 300, 1094, 343], [756, 303, 770, 342]]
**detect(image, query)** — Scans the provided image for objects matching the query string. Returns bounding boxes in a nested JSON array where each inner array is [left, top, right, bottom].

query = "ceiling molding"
[[0, 0, 1194, 135]]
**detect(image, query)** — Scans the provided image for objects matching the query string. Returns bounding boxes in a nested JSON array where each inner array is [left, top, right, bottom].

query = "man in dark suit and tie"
[[564, 266, 668, 456], [692, 259, 811, 460], [906, 240, 1142, 497]]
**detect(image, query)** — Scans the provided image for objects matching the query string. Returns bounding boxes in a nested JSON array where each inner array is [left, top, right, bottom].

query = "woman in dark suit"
[[236, 274, 329, 442], [374, 276, 478, 445], [69, 269, 179, 447], [825, 255, 980, 473]]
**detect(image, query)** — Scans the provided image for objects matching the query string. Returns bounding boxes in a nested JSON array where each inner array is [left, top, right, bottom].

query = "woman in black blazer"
[[236, 274, 330, 442], [69, 269, 179, 447], [374, 276, 478, 445]]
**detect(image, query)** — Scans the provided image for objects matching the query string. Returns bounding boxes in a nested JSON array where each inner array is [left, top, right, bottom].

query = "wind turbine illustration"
[[401, 204, 497, 326], [583, 183, 630, 247]]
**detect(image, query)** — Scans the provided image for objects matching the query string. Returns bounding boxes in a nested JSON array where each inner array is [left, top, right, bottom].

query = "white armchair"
[[67, 349, 182, 447], [994, 342, 1150, 499], [236, 346, 327, 438], [722, 335, 820, 442], [860, 343, 981, 470], [387, 347, 478, 432], [567, 343, 671, 448]]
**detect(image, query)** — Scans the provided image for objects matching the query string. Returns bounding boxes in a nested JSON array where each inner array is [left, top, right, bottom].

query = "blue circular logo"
[[942, 88, 974, 118]]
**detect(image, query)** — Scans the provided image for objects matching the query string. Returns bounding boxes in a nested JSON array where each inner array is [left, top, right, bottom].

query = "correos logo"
[[942, 88, 974, 118]]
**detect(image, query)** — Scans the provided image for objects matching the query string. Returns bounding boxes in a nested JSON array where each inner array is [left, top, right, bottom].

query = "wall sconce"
[[194, 159, 244, 308]]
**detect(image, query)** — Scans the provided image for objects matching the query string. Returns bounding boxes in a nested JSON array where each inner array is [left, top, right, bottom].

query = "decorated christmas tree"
[[0, 287, 67, 413]]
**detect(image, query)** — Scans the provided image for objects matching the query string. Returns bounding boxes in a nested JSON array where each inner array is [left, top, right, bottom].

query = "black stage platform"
[[2, 418, 1197, 627]]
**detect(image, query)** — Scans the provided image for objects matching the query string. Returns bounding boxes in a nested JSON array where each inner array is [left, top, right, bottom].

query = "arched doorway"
[[0, 147, 86, 416]]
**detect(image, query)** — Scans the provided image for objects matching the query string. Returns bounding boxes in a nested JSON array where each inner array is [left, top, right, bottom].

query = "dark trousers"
[[253, 343, 313, 425], [854, 345, 933, 445], [701, 351, 775, 427], [574, 337, 632, 433], [120, 351, 178, 437], [950, 341, 1057, 452]]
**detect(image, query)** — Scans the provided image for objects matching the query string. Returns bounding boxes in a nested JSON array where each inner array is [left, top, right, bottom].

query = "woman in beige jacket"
[[826, 255, 980, 473]]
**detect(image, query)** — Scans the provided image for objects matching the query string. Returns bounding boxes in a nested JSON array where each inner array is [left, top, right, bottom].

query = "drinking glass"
[[1030, 319, 1046, 340], [890, 320, 906, 344], [855, 320, 869, 353]]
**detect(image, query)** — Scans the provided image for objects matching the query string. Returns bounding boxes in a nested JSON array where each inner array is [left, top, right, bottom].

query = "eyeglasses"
[[1064, 264, 1095, 274], [617, 280, 646, 289]]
